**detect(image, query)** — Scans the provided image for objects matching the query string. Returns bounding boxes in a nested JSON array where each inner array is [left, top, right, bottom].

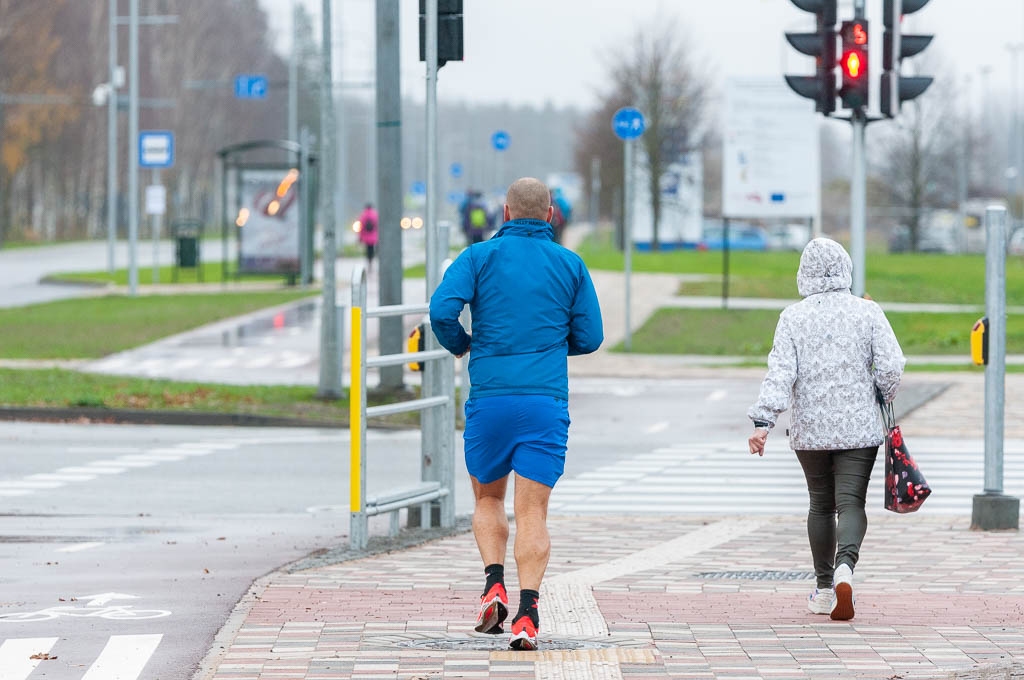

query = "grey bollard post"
[[971, 206, 1020, 530]]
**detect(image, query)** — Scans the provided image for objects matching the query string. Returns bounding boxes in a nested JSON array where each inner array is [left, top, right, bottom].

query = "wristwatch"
[[753, 420, 771, 431]]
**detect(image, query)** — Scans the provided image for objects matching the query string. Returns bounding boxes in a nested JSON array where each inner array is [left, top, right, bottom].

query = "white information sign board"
[[145, 185, 166, 216], [722, 78, 820, 219]]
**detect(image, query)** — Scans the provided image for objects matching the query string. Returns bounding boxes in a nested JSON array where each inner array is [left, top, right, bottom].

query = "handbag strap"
[[879, 400, 896, 430]]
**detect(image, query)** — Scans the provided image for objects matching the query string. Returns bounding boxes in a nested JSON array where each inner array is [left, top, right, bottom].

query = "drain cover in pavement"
[[697, 570, 815, 581], [364, 633, 650, 652]]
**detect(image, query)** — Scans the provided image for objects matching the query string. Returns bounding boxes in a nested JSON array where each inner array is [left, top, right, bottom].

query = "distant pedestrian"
[[357, 203, 379, 273], [430, 177, 603, 650], [746, 237, 905, 621], [460, 190, 492, 244]]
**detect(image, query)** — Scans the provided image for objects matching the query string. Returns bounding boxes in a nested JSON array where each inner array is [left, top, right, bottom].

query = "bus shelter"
[[216, 140, 318, 284]]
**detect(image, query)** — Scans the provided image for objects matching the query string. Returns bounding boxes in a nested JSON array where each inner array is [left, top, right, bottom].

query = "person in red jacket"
[[357, 203, 379, 272]]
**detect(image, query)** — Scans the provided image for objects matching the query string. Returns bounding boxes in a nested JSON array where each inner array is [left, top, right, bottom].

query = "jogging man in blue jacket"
[[430, 177, 603, 651]]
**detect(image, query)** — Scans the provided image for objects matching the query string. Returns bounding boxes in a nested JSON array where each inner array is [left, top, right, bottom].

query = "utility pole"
[[288, 0, 299, 144], [317, 0, 342, 399], [108, 0, 119, 274], [376, 0, 404, 391], [127, 0, 139, 296]]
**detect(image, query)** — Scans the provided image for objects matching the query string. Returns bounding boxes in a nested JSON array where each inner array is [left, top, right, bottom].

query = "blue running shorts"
[[463, 395, 570, 488]]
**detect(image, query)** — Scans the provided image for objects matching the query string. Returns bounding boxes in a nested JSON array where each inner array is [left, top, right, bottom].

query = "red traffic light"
[[843, 50, 865, 79], [851, 22, 867, 45]]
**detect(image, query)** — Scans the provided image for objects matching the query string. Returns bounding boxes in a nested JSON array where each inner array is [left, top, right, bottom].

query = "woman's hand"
[[748, 428, 769, 456]]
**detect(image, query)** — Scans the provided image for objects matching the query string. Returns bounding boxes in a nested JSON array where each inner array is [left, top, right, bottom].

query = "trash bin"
[[171, 219, 203, 281]]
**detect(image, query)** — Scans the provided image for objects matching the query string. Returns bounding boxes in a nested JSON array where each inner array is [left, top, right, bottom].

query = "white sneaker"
[[807, 588, 834, 615], [830, 563, 855, 621]]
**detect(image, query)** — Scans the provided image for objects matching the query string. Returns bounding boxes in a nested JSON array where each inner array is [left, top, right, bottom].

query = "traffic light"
[[881, 0, 934, 117], [839, 20, 869, 110], [419, 0, 463, 69], [784, 0, 837, 115]]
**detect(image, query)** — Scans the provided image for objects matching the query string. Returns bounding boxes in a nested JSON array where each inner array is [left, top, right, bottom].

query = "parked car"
[[699, 222, 768, 251], [766, 223, 811, 251]]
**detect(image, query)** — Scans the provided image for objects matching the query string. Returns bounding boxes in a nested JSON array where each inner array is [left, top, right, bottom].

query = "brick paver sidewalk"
[[197, 514, 1024, 680]]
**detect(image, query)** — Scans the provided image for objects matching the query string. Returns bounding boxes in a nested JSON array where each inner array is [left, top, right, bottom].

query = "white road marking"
[[81, 634, 163, 680], [645, 421, 669, 434], [0, 637, 59, 680], [67, 447, 141, 454], [707, 389, 728, 401], [27, 473, 97, 482], [0, 490, 33, 497], [0, 481, 64, 489], [57, 541, 106, 553], [59, 466, 125, 475]]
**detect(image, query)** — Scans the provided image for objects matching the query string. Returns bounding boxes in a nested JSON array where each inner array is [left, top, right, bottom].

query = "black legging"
[[795, 447, 878, 590]]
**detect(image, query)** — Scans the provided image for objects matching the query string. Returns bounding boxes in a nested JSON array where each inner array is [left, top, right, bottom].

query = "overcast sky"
[[261, 0, 1023, 111]]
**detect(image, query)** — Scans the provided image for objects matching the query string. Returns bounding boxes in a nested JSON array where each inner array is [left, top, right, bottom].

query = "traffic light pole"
[[850, 110, 866, 297]]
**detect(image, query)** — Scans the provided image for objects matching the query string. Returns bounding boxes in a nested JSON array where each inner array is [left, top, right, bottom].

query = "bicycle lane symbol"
[[0, 592, 171, 623]]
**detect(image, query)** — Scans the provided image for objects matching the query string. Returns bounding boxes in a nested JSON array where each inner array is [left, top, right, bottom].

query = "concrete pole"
[[972, 205, 1019, 530], [288, 0, 299, 144], [850, 113, 866, 297], [317, 0, 342, 399], [375, 0, 404, 391], [425, 0, 439, 297], [128, 0, 139, 296], [108, 0, 118, 274]]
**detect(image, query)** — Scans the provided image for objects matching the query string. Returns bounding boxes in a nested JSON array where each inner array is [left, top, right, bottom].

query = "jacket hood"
[[797, 238, 853, 297]]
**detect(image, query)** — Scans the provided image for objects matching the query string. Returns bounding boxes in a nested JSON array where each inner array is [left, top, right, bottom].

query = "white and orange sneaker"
[[474, 583, 508, 634], [508, 614, 539, 651], [807, 587, 834, 615]]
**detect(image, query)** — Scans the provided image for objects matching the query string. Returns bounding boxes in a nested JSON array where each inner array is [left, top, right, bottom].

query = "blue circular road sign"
[[449, 162, 463, 179], [411, 181, 427, 196], [612, 107, 646, 140], [491, 130, 511, 151]]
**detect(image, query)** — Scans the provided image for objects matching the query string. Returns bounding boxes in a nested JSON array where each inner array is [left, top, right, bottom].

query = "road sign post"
[[612, 107, 646, 353], [139, 131, 173, 287], [491, 130, 509, 190]]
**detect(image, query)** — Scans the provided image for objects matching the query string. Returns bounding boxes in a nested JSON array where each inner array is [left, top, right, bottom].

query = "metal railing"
[[348, 265, 456, 549]]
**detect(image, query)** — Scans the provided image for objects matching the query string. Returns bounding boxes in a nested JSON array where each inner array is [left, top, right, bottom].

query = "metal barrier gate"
[[348, 265, 456, 549]]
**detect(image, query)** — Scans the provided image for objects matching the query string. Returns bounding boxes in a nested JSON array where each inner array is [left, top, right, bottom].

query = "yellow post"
[[349, 305, 363, 512]]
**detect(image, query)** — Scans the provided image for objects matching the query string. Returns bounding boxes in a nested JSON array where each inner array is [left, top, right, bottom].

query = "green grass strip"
[[0, 292, 315, 359], [619, 308, 1024, 357]]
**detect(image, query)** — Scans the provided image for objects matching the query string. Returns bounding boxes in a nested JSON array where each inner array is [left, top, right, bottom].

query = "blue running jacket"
[[429, 219, 603, 400]]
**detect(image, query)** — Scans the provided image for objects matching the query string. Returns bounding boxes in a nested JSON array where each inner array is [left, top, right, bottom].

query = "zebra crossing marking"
[[80, 634, 162, 680], [0, 637, 58, 680]]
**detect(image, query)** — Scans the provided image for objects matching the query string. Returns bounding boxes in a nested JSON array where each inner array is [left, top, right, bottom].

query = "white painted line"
[[0, 637, 59, 680], [645, 421, 669, 434], [0, 481, 64, 489], [182, 442, 239, 450], [94, 459, 156, 468], [0, 490, 33, 497], [67, 447, 141, 454], [27, 473, 97, 482], [707, 389, 728, 402], [61, 466, 126, 475], [57, 541, 106, 553], [81, 634, 162, 680], [548, 518, 765, 586], [118, 454, 185, 463]]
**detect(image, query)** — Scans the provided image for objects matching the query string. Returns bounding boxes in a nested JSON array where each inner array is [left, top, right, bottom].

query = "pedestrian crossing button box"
[[971, 317, 988, 366]]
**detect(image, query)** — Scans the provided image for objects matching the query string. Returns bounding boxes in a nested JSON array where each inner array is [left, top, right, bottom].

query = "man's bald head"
[[505, 177, 552, 221]]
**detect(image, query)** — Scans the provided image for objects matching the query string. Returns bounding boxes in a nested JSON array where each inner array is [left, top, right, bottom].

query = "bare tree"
[[575, 14, 707, 250], [875, 60, 959, 250]]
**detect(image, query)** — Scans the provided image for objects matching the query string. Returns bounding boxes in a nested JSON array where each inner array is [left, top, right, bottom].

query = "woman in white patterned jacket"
[[747, 237, 905, 622]]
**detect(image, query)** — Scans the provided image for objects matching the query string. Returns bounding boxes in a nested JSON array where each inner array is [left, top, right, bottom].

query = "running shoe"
[[474, 583, 508, 634], [830, 563, 855, 621], [807, 587, 834, 615], [508, 614, 539, 651]]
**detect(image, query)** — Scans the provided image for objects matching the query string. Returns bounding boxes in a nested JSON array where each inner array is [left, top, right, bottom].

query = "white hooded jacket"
[[747, 238, 906, 451]]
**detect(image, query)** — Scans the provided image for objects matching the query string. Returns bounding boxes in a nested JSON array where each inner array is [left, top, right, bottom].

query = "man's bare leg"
[[471, 475, 509, 567], [513, 475, 552, 590]]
